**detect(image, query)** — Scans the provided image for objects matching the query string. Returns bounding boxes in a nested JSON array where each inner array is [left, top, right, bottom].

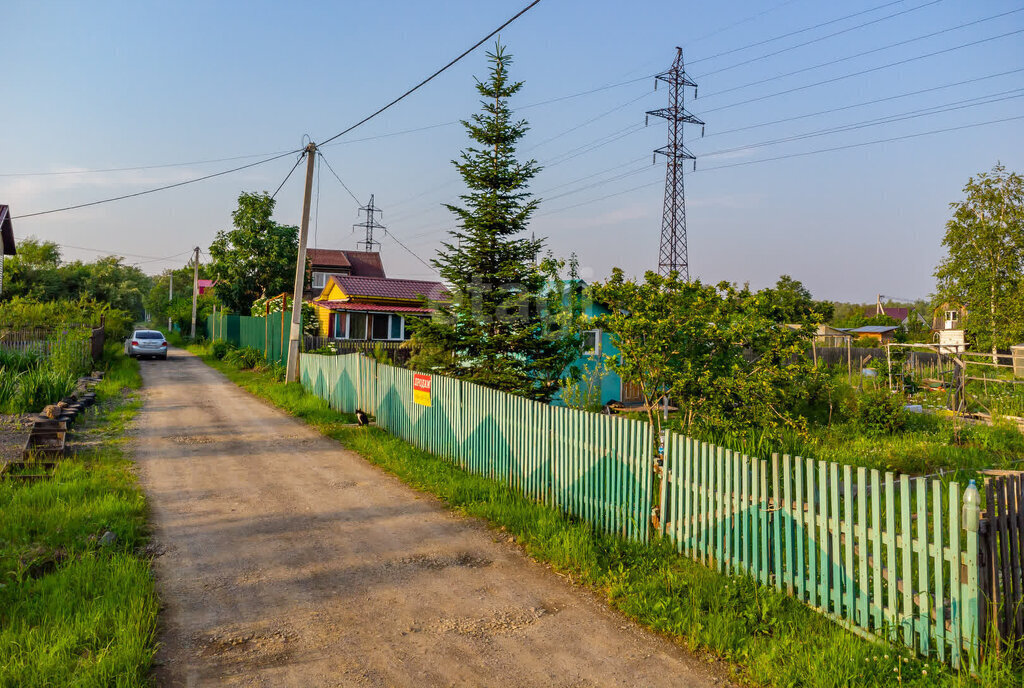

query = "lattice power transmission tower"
[[353, 194, 385, 251], [646, 47, 704, 280]]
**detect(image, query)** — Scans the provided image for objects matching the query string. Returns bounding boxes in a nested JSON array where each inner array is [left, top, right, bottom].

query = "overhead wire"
[[318, 0, 542, 147], [694, 0, 947, 79], [698, 27, 1024, 115], [696, 8, 1024, 97], [13, 149, 301, 219], [317, 151, 362, 206], [687, 0, 909, 65], [534, 114, 1024, 218], [271, 152, 307, 200]]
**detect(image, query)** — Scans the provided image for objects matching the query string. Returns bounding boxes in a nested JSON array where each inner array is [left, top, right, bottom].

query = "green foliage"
[[410, 45, 582, 402], [854, 389, 909, 435], [208, 192, 300, 314], [1, 239, 150, 320], [0, 351, 157, 686], [210, 340, 234, 360], [560, 355, 609, 412], [752, 274, 831, 325], [589, 269, 823, 441], [854, 335, 880, 348], [141, 264, 211, 330], [223, 345, 266, 370], [935, 163, 1024, 353]]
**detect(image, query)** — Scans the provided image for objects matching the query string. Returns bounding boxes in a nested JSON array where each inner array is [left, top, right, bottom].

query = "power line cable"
[[318, 0, 542, 146], [698, 27, 1024, 115], [701, 88, 1024, 159], [697, 13, 1024, 100], [13, 149, 300, 220], [534, 114, 1024, 218], [683, 0, 804, 48], [688, 0, 907, 65], [271, 152, 307, 200], [703, 66, 1024, 139], [0, 149, 297, 178], [383, 228, 440, 275], [696, 0, 946, 79], [318, 151, 362, 206]]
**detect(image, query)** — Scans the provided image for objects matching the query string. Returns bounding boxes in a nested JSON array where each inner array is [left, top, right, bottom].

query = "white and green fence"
[[300, 353, 986, 668]]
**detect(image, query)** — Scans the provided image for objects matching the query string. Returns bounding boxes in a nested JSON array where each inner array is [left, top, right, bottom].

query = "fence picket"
[[296, 353, 985, 669]]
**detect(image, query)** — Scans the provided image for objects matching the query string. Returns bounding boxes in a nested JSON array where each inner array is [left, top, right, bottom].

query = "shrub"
[[854, 388, 908, 435], [210, 341, 234, 360], [223, 346, 265, 370], [0, 349, 41, 374]]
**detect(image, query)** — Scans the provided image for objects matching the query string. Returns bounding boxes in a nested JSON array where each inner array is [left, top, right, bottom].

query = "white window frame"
[[312, 271, 328, 289], [582, 329, 601, 357]]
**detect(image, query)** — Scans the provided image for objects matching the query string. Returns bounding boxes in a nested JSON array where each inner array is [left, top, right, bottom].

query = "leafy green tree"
[[208, 192, 299, 314], [590, 270, 821, 441], [1, 238, 64, 301], [410, 44, 581, 402], [935, 163, 1024, 358], [751, 275, 831, 325]]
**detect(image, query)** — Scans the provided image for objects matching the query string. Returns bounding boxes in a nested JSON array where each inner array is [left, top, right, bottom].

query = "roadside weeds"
[[0, 350, 157, 688]]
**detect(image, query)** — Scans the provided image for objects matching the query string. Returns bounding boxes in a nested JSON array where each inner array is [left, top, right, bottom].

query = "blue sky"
[[2, 0, 1022, 302]]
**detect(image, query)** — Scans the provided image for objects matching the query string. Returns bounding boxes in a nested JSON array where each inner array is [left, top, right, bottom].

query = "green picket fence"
[[299, 352, 982, 669], [207, 313, 293, 367], [658, 434, 980, 669], [301, 353, 654, 541]]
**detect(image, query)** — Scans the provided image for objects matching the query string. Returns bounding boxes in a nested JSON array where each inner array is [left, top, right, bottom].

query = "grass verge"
[[0, 347, 157, 687], [190, 346, 1019, 688]]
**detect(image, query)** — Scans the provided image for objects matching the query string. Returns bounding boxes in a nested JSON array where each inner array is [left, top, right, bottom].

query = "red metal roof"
[[330, 275, 448, 302], [864, 307, 910, 322], [313, 301, 433, 314], [307, 249, 385, 277]]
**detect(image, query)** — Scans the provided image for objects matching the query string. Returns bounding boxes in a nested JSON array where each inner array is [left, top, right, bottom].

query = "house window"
[[312, 271, 328, 289], [945, 310, 959, 323], [332, 312, 347, 339], [372, 314, 390, 340], [582, 329, 601, 357], [390, 316, 403, 340], [349, 313, 367, 340]]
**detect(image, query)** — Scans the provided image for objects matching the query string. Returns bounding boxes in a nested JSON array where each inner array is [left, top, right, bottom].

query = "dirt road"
[[135, 349, 730, 687]]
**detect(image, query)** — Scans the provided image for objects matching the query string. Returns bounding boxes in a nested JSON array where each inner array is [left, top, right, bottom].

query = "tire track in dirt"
[[134, 348, 733, 687]]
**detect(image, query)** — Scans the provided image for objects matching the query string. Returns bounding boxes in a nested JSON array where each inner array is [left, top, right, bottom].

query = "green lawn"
[[0, 350, 157, 688], [190, 345, 1021, 688]]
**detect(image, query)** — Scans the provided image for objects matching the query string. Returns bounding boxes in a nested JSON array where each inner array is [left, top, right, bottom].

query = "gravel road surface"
[[134, 348, 731, 687]]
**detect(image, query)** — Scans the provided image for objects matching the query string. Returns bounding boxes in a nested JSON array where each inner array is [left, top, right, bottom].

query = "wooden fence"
[[299, 353, 995, 668], [981, 475, 1024, 652], [0, 326, 98, 366]]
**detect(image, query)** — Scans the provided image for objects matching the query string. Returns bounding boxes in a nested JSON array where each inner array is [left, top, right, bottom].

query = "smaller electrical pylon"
[[353, 195, 385, 252]]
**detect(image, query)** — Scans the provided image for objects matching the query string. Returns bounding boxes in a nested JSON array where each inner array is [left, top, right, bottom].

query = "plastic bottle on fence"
[[962, 479, 980, 532]]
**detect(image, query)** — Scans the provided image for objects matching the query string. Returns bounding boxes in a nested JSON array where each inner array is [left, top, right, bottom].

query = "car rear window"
[[136, 331, 164, 339]]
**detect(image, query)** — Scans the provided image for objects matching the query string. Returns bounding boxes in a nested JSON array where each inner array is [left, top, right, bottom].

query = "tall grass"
[[0, 348, 156, 686]]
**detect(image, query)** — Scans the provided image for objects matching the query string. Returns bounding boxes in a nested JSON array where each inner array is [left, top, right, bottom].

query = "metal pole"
[[190, 246, 199, 339], [286, 144, 317, 382]]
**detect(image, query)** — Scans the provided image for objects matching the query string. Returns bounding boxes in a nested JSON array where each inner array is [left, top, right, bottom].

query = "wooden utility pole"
[[285, 143, 317, 382], [189, 246, 200, 339], [168, 272, 173, 332]]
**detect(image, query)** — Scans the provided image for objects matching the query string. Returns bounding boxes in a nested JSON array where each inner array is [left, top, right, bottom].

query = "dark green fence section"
[[207, 313, 295, 367], [299, 352, 986, 670]]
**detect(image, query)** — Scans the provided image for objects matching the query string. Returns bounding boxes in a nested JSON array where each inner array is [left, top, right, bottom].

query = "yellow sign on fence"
[[413, 373, 431, 407]]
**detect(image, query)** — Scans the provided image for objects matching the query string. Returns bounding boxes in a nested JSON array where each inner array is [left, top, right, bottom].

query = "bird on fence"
[[355, 410, 370, 427]]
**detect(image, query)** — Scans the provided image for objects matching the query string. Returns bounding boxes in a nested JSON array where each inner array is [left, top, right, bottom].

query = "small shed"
[[846, 324, 901, 343]]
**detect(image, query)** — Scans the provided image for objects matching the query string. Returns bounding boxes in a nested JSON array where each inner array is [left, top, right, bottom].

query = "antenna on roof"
[[354, 194, 385, 252]]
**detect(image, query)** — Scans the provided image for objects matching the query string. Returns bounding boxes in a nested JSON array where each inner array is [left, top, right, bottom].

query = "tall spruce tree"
[[411, 44, 581, 401]]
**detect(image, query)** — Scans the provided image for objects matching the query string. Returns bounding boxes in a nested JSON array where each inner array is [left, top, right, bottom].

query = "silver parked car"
[[125, 329, 168, 359]]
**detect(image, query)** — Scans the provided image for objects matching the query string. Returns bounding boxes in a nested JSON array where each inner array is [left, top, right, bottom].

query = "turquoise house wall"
[[552, 300, 622, 407]]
